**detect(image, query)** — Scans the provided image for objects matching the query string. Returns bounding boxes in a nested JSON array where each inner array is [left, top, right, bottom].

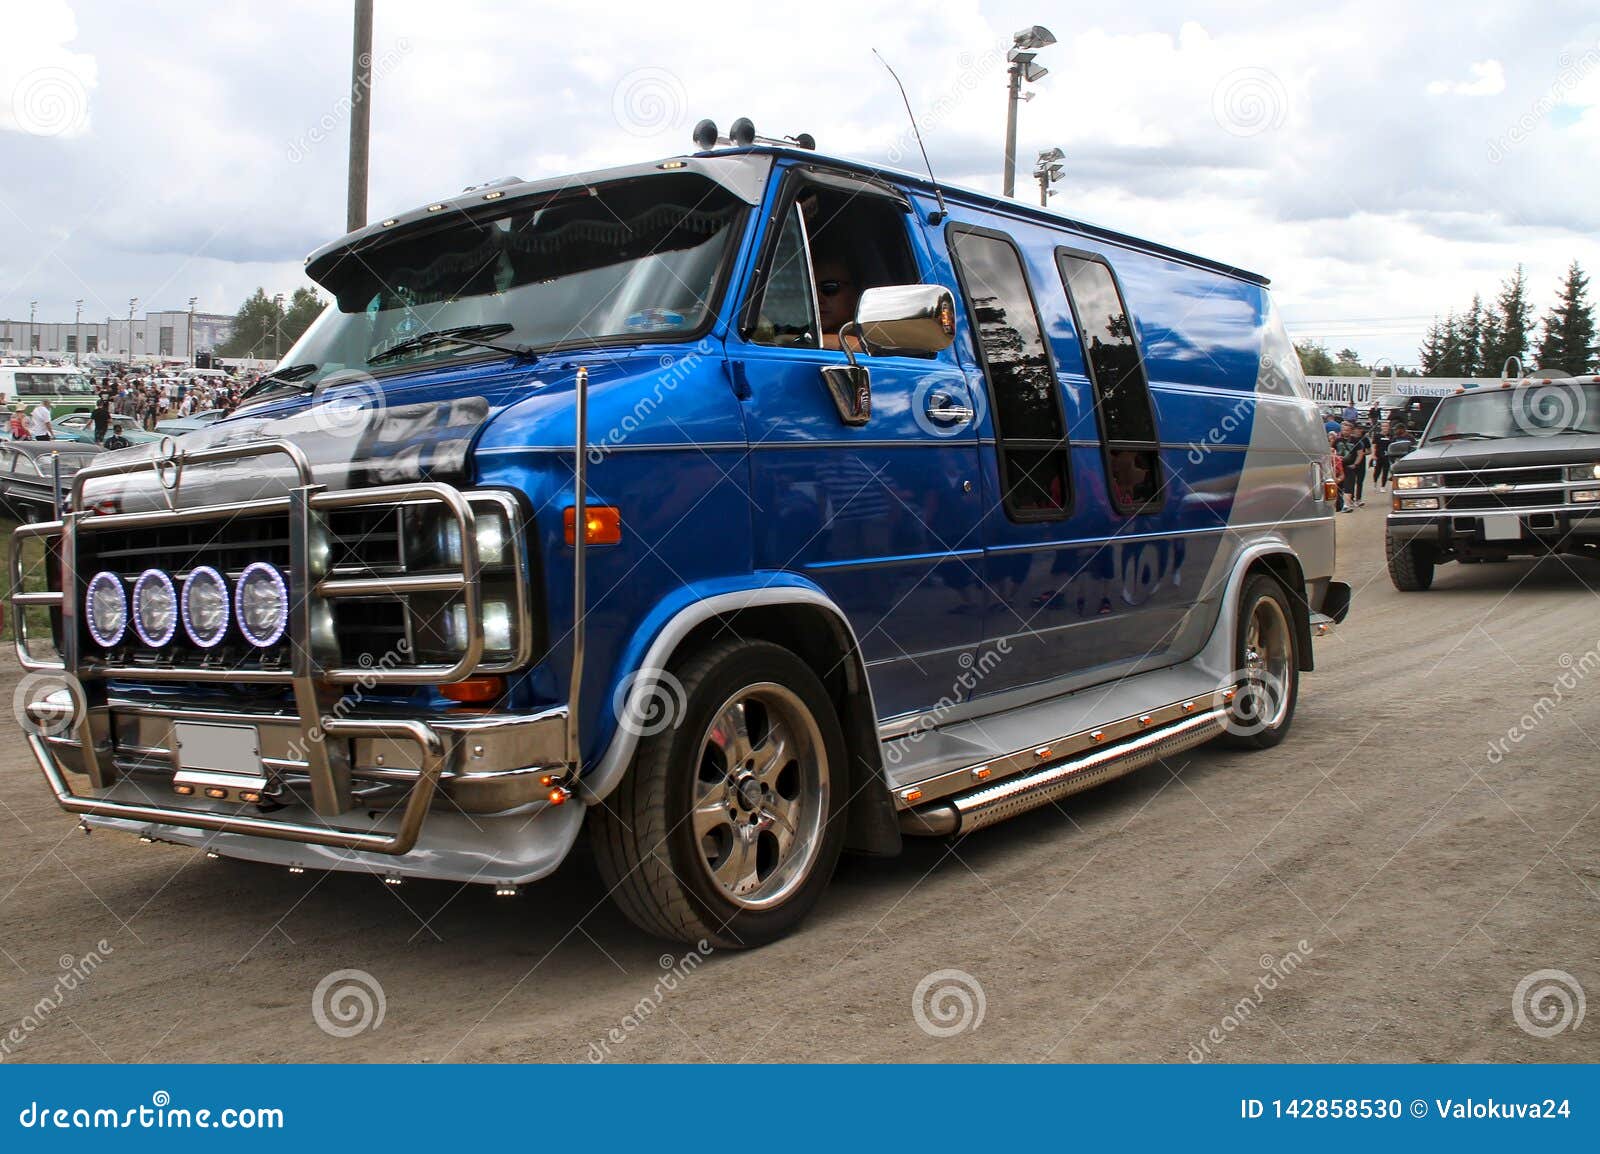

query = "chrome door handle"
[[924, 392, 975, 425]]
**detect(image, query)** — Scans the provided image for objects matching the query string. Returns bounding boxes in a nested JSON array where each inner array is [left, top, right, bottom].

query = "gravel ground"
[[1, 497, 1597, 1064]]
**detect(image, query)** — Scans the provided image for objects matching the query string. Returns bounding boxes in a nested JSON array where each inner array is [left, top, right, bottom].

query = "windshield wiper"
[[1429, 431, 1494, 442], [366, 324, 536, 367], [241, 362, 319, 400]]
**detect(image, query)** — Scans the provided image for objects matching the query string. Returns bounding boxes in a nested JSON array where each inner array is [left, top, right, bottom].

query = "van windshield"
[[286, 172, 745, 385], [1423, 382, 1600, 443], [15, 372, 93, 396]]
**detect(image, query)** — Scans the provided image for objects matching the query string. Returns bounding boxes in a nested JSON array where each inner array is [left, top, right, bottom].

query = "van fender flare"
[[1193, 540, 1312, 683], [578, 579, 883, 808]]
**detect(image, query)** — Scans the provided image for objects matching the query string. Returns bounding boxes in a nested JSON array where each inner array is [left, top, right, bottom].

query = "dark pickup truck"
[[1386, 376, 1600, 590]]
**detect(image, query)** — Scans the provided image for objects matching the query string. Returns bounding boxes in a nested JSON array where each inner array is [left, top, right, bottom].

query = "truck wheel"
[[588, 639, 848, 949], [1386, 535, 1435, 591], [1217, 574, 1299, 750]]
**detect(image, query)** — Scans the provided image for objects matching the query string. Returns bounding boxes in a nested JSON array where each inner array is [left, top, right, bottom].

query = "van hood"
[[78, 350, 680, 512]]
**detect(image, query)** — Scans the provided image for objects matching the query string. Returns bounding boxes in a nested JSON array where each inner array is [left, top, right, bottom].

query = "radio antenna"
[[873, 49, 948, 225]]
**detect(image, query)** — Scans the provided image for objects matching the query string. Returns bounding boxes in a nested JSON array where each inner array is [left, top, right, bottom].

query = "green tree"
[[1295, 340, 1336, 375], [1460, 294, 1485, 377], [216, 288, 285, 359], [1481, 264, 1533, 376], [1535, 261, 1597, 375], [281, 287, 326, 348], [1418, 317, 1444, 375], [1332, 347, 1365, 376]]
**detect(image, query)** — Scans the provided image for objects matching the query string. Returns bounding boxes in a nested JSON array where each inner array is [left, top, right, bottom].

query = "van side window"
[[1057, 252, 1163, 511], [750, 203, 819, 348], [947, 228, 1071, 520]]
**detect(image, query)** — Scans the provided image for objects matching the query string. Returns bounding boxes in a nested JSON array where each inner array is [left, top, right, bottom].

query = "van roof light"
[[692, 119, 719, 150]]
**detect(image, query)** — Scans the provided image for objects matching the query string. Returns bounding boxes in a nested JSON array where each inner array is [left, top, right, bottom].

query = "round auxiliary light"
[[234, 562, 289, 648], [131, 569, 178, 647], [85, 571, 127, 648], [181, 566, 230, 648]]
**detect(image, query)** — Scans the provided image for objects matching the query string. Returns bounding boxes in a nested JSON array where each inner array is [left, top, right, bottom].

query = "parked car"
[[154, 409, 226, 435], [49, 412, 165, 447], [1387, 375, 1600, 589], [0, 440, 103, 522], [13, 128, 1348, 947]]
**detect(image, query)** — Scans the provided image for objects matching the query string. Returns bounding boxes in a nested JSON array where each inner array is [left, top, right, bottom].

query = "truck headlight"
[[85, 571, 127, 648], [235, 562, 289, 647], [407, 503, 511, 568], [445, 600, 513, 653], [1394, 474, 1440, 490], [1572, 489, 1600, 503], [1566, 464, 1600, 482], [180, 566, 230, 649], [132, 569, 178, 647], [1398, 497, 1441, 511]]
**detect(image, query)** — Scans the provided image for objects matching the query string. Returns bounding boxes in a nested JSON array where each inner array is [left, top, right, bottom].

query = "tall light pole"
[[272, 293, 285, 360], [128, 298, 138, 360], [74, 299, 83, 363], [1003, 25, 1055, 198], [187, 296, 198, 366], [29, 300, 37, 356], [347, 0, 374, 233], [1034, 147, 1065, 206]]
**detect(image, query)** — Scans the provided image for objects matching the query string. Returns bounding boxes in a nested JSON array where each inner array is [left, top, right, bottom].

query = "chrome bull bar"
[[8, 437, 499, 846]]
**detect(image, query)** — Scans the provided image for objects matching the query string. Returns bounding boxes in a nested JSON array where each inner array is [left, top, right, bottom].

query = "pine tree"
[[1535, 261, 1597, 375], [1461, 294, 1485, 377], [1482, 264, 1533, 376], [1418, 317, 1444, 375], [1439, 312, 1464, 376]]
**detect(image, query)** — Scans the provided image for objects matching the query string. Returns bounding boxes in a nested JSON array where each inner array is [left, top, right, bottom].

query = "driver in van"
[[813, 252, 862, 350]]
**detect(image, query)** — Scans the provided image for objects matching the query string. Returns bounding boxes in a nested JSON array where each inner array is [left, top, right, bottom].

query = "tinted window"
[[948, 229, 1070, 519], [1058, 253, 1162, 510]]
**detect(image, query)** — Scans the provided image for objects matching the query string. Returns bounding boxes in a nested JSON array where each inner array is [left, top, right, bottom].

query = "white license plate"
[[1482, 514, 1522, 541], [172, 721, 262, 777]]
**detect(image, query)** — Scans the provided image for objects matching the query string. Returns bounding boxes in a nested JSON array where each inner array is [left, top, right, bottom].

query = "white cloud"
[[1427, 59, 1506, 97], [0, 0, 97, 138]]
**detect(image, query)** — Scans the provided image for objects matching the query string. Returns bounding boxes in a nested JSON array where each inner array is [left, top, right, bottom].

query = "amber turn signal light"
[[1323, 480, 1339, 502], [441, 676, 506, 704], [564, 506, 622, 545]]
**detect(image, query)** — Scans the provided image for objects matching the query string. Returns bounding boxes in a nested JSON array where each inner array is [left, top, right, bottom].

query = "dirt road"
[[2, 499, 1597, 1064]]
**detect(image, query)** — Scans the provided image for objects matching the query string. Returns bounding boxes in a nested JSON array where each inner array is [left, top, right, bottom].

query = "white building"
[[0, 310, 234, 361]]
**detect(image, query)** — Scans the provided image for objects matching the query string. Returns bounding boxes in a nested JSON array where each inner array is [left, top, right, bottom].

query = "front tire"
[[1217, 574, 1300, 750], [588, 639, 849, 949], [1386, 534, 1436, 591]]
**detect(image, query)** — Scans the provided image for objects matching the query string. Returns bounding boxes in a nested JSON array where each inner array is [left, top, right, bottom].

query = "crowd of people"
[[94, 371, 250, 433], [1326, 402, 1411, 513]]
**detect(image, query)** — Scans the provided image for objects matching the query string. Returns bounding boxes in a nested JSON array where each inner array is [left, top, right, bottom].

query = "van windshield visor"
[[292, 173, 744, 381]]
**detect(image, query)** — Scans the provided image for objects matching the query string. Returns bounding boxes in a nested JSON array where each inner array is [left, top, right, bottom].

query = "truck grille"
[[1444, 489, 1566, 511], [1440, 467, 1563, 488]]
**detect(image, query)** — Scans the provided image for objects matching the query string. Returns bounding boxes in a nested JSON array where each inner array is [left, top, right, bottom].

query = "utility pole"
[[74, 299, 82, 363], [272, 293, 285, 360], [187, 296, 197, 366], [128, 298, 138, 360], [347, 0, 374, 233], [29, 300, 37, 356]]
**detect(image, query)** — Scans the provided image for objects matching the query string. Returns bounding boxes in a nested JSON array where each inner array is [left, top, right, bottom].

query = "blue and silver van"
[[11, 128, 1349, 947]]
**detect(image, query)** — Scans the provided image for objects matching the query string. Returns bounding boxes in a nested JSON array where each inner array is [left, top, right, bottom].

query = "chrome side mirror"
[[853, 285, 956, 357]]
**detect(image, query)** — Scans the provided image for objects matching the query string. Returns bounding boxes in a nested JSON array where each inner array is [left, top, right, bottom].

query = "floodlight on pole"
[[1002, 24, 1055, 197], [1034, 147, 1065, 206]]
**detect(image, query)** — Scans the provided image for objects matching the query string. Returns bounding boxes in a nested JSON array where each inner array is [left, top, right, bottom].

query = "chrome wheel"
[[1240, 594, 1293, 730], [691, 682, 827, 910]]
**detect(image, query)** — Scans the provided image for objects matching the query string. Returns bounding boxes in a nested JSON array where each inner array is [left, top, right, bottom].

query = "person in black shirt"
[[91, 397, 111, 444]]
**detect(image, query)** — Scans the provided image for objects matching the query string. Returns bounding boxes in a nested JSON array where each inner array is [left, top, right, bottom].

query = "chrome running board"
[[899, 707, 1227, 836]]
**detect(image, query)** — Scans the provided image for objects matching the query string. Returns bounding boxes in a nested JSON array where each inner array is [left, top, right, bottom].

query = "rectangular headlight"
[[1566, 464, 1600, 482], [1572, 489, 1600, 503], [1399, 497, 1441, 511], [1394, 474, 1440, 490]]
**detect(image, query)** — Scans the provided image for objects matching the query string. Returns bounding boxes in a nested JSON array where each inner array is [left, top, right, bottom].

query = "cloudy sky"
[[2, 0, 1598, 365]]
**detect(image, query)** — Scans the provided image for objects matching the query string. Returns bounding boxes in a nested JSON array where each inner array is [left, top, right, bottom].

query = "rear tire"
[[1386, 534, 1435, 591], [588, 639, 849, 949], [1216, 574, 1300, 751]]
